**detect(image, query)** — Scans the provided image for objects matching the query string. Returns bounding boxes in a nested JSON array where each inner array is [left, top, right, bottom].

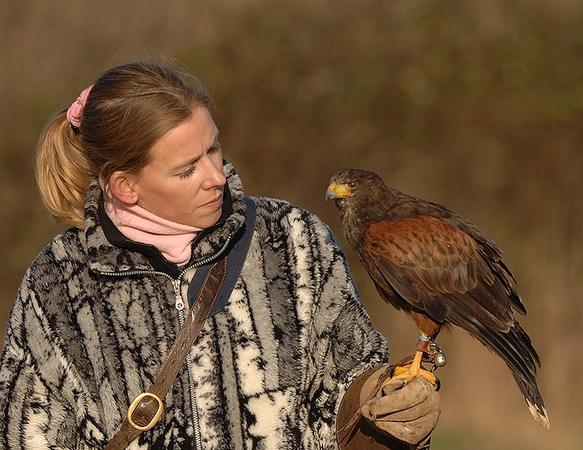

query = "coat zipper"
[[96, 233, 232, 448], [173, 282, 203, 450], [179, 233, 232, 449]]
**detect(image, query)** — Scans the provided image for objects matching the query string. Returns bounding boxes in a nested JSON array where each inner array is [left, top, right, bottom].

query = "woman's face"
[[127, 106, 226, 229]]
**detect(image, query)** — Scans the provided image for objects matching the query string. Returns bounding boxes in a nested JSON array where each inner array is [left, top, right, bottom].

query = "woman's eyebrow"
[[171, 156, 199, 172], [170, 131, 220, 172]]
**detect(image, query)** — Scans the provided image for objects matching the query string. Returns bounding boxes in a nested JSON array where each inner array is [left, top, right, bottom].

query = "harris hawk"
[[326, 168, 550, 428]]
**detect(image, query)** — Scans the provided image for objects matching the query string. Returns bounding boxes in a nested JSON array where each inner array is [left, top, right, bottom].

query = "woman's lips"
[[204, 193, 223, 208]]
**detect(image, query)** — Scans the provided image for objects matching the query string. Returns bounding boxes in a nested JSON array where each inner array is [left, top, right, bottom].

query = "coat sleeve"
[[290, 207, 389, 447], [0, 258, 106, 449]]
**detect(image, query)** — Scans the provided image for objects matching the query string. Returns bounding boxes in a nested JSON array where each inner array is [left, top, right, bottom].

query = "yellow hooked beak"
[[325, 182, 353, 202]]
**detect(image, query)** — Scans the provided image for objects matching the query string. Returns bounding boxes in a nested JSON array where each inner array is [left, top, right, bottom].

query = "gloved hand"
[[359, 366, 441, 448]]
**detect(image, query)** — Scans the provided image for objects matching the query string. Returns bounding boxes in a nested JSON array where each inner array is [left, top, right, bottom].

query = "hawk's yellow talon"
[[383, 351, 437, 386]]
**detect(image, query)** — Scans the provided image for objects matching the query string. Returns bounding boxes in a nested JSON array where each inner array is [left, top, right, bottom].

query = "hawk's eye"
[[347, 181, 358, 189]]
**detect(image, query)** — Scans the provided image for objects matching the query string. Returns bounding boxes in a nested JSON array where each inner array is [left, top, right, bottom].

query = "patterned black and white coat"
[[0, 162, 388, 449]]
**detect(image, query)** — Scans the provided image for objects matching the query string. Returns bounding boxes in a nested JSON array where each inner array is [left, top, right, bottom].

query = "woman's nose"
[[203, 157, 226, 189]]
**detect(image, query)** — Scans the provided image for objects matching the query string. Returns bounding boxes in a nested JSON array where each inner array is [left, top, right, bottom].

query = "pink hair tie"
[[66, 85, 94, 128]]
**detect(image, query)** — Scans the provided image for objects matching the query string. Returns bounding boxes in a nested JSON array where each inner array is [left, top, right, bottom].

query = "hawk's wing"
[[361, 215, 520, 331]]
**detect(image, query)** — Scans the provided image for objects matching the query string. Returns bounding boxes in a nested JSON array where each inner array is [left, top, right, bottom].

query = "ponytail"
[[35, 110, 94, 228], [35, 60, 212, 229]]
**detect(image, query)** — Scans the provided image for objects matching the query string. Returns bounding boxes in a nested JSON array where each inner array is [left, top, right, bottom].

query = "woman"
[[0, 61, 439, 449]]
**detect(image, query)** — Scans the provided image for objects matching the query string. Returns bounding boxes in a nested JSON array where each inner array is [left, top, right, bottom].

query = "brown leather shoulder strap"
[[105, 257, 228, 450]]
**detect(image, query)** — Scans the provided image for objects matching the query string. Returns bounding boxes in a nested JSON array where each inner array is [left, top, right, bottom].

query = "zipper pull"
[[173, 279, 185, 311], [175, 294, 185, 311]]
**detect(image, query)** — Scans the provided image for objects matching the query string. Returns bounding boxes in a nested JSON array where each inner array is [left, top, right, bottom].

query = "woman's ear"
[[108, 171, 139, 205]]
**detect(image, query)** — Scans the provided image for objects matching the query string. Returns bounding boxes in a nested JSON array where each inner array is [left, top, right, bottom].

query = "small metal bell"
[[434, 350, 447, 367]]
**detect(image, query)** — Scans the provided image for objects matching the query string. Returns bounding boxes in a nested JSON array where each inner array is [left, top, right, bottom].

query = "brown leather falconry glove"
[[337, 366, 441, 450]]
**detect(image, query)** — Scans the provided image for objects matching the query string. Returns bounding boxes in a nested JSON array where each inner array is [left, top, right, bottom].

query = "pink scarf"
[[105, 201, 201, 265]]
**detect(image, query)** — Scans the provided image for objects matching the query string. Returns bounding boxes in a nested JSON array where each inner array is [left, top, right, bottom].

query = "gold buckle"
[[127, 392, 164, 431]]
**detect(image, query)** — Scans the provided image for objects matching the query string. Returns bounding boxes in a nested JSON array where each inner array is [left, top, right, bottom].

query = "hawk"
[[326, 168, 549, 428]]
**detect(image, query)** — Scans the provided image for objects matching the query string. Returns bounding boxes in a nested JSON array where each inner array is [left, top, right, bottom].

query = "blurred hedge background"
[[1, 0, 582, 448]]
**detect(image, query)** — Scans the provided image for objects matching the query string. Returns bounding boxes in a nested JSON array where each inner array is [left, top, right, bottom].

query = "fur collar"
[[83, 161, 248, 277]]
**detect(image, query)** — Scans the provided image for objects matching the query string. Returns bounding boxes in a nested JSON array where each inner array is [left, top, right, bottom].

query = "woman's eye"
[[179, 165, 196, 179]]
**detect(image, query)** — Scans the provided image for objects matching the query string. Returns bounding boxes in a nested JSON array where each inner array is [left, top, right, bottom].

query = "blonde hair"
[[35, 61, 211, 228]]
